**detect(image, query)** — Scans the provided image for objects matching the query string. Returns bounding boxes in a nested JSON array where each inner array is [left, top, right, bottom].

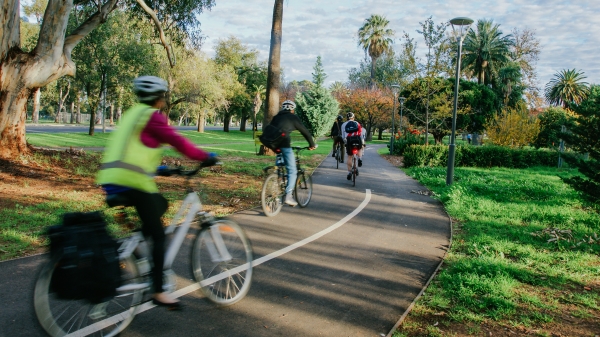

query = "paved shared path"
[[0, 144, 450, 337]]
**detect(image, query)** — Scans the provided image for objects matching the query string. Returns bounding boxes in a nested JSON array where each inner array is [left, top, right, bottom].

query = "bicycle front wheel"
[[352, 156, 357, 187], [294, 172, 313, 208], [34, 254, 143, 337], [261, 173, 283, 217], [191, 220, 253, 306]]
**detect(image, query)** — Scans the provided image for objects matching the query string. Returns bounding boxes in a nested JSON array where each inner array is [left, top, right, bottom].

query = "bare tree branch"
[[135, 0, 176, 67], [63, 0, 119, 60]]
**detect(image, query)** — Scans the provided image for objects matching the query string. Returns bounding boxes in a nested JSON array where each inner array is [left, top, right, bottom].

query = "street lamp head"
[[449, 17, 473, 42], [391, 84, 400, 95], [399, 97, 406, 105]]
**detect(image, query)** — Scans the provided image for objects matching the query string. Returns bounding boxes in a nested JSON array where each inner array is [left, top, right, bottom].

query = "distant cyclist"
[[268, 100, 316, 206], [330, 115, 345, 162], [341, 112, 365, 180], [96, 76, 217, 310]]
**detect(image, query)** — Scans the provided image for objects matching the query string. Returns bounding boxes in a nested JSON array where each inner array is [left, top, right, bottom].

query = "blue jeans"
[[280, 147, 297, 195]]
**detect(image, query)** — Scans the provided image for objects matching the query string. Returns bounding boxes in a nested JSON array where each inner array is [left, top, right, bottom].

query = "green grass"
[[399, 165, 600, 331], [1, 130, 332, 260]]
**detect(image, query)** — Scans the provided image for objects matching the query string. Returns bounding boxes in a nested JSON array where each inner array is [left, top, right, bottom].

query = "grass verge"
[[394, 166, 600, 336], [1, 131, 330, 260]]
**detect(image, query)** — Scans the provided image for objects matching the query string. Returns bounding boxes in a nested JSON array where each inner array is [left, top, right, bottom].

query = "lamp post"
[[446, 17, 473, 186], [398, 97, 405, 134], [390, 84, 400, 155]]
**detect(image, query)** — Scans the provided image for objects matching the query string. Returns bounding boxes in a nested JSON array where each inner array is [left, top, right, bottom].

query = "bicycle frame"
[[117, 191, 230, 274]]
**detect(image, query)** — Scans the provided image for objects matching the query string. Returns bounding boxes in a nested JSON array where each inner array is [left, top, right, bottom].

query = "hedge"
[[402, 145, 560, 168]]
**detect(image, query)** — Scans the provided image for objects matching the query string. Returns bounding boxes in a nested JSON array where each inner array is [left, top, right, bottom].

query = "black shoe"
[[356, 169, 359, 176], [358, 159, 363, 167], [332, 152, 336, 157], [347, 173, 352, 180], [340, 159, 344, 163], [152, 298, 183, 311]]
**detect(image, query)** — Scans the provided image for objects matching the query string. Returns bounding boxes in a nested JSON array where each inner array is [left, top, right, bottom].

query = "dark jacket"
[[330, 120, 342, 137], [269, 110, 316, 148]]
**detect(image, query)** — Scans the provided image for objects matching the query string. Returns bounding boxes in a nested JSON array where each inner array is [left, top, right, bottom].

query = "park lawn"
[[0, 130, 330, 260], [393, 165, 600, 336]]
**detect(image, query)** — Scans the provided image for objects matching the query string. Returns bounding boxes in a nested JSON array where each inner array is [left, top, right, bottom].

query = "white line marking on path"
[[145, 189, 372, 311], [72, 190, 372, 336]]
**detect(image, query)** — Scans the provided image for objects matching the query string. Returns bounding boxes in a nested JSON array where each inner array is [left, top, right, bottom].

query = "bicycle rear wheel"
[[335, 144, 340, 169], [352, 156, 357, 187], [34, 254, 143, 337], [261, 173, 283, 217], [191, 219, 253, 306], [294, 172, 312, 208]]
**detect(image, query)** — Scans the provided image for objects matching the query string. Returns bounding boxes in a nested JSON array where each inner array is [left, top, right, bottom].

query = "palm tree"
[[329, 81, 347, 98], [545, 69, 590, 108], [357, 14, 395, 88], [497, 62, 522, 105], [462, 19, 513, 86]]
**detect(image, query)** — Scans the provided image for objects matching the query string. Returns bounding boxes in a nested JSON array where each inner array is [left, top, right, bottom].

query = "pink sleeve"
[[141, 112, 210, 161]]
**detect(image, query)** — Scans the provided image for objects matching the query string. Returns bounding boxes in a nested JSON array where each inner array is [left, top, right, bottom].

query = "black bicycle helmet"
[[346, 112, 355, 119], [337, 115, 343, 121], [133, 76, 168, 103]]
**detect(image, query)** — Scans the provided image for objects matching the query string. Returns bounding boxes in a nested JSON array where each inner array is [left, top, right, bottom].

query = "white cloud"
[[197, 0, 600, 87]]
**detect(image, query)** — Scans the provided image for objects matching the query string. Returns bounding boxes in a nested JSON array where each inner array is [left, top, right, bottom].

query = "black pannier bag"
[[47, 211, 121, 304], [347, 135, 362, 148], [259, 124, 287, 151]]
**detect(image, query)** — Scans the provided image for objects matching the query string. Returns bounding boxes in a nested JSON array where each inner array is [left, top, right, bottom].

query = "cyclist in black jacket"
[[330, 115, 345, 162], [268, 100, 316, 206]]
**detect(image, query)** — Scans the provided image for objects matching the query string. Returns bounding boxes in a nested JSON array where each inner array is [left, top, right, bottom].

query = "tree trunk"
[[76, 101, 81, 124], [239, 112, 248, 132], [0, 85, 31, 158], [32, 88, 41, 124], [70, 101, 75, 123], [377, 128, 383, 140], [261, 0, 284, 155], [197, 111, 205, 133], [109, 103, 114, 126], [223, 112, 232, 132]]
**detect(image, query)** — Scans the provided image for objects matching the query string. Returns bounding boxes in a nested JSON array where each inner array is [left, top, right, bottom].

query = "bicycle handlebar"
[[157, 159, 221, 177]]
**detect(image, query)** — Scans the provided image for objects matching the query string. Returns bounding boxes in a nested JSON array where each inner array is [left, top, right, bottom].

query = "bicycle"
[[333, 139, 343, 169], [261, 146, 314, 217], [33, 163, 254, 337], [347, 141, 362, 187]]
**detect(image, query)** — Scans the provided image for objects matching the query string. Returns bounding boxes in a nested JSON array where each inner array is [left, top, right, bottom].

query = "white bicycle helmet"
[[133, 76, 168, 103], [346, 112, 355, 119], [281, 100, 296, 111]]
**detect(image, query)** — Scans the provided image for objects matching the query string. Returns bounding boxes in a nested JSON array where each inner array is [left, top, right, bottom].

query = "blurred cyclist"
[[96, 76, 217, 310], [268, 100, 316, 206], [341, 112, 365, 180]]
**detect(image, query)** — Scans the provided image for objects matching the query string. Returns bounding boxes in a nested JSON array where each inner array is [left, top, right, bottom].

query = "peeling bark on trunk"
[[0, 85, 31, 158]]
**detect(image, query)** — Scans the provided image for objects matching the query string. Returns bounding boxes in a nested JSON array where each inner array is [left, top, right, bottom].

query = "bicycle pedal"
[[116, 283, 151, 292]]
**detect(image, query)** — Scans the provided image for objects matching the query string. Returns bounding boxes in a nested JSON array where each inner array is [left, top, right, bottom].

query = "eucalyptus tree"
[[0, 0, 215, 159], [511, 28, 542, 108], [357, 14, 395, 88], [461, 19, 514, 86], [415, 17, 451, 144], [544, 69, 590, 109], [214, 36, 267, 131], [166, 49, 238, 132]]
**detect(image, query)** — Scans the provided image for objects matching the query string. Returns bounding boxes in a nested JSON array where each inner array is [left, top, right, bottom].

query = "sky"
[[196, 0, 600, 89]]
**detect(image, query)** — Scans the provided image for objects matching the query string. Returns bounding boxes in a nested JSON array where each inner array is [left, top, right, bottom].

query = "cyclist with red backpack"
[[341, 112, 365, 180]]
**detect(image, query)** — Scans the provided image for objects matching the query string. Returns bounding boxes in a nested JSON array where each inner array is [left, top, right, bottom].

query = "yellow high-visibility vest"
[[96, 104, 163, 193]]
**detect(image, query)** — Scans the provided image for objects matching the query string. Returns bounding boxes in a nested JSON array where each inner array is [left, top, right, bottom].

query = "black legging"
[[119, 189, 168, 293]]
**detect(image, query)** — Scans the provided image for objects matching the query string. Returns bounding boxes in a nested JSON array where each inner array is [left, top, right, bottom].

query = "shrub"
[[403, 145, 559, 168]]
